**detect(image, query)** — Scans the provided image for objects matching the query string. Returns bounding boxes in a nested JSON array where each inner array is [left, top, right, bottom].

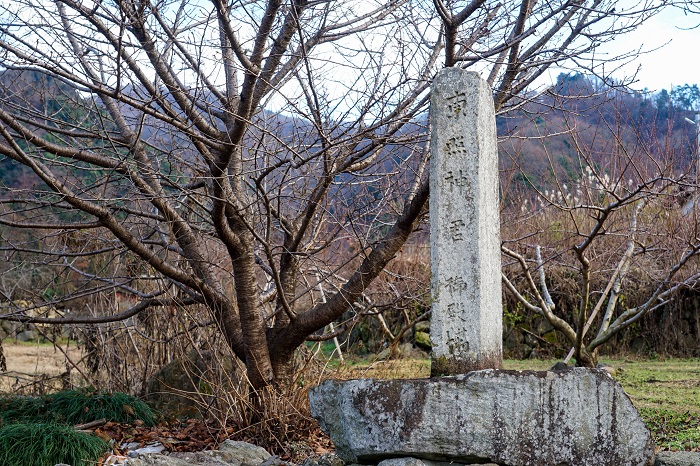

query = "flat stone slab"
[[654, 451, 700, 466], [309, 368, 654, 466]]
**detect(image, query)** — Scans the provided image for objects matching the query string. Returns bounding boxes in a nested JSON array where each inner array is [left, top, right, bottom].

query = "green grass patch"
[[613, 358, 700, 451], [0, 388, 157, 426], [46, 389, 157, 425], [0, 394, 46, 424], [0, 423, 109, 466], [639, 407, 700, 451]]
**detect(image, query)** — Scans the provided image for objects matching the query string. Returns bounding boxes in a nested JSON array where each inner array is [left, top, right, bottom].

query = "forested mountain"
[[1, 70, 697, 197], [498, 73, 700, 195]]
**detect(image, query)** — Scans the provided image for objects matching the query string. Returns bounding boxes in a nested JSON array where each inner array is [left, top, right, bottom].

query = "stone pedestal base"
[[309, 368, 654, 466]]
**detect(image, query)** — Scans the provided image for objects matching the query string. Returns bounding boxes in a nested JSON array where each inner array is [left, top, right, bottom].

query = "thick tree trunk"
[[574, 347, 598, 368], [232, 235, 275, 390], [270, 349, 295, 393]]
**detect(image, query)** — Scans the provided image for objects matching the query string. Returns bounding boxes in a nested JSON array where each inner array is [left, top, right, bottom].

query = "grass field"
[[1, 342, 698, 451], [0, 341, 83, 393], [338, 356, 700, 451]]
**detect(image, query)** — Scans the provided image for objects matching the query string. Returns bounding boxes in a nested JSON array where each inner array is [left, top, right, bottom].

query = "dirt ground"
[[0, 341, 83, 392]]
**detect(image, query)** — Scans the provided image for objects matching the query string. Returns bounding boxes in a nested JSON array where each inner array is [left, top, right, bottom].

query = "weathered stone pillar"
[[429, 68, 502, 376]]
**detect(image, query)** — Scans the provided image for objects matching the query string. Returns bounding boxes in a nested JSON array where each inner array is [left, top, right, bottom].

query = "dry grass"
[[0, 342, 83, 393]]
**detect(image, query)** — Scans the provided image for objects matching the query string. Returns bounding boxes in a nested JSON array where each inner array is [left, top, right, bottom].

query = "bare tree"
[[501, 94, 700, 366], [0, 0, 690, 389]]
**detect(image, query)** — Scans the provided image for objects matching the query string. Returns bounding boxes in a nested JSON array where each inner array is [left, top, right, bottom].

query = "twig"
[[74, 418, 107, 430]]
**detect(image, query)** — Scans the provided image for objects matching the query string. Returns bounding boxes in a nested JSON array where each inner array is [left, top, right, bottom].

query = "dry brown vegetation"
[[0, 342, 82, 393]]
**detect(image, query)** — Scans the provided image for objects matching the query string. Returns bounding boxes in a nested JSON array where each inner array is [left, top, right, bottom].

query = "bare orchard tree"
[[501, 99, 700, 366], [0, 0, 689, 389]]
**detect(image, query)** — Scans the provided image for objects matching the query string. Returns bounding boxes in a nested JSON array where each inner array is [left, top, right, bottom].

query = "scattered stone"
[[120, 440, 271, 466], [413, 321, 430, 334], [218, 440, 272, 465], [631, 336, 646, 353], [127, 442, 166, 457], [124, 453, 219, 466], [597, 363, 618, 377], [550, 361, 569, 371], [310, 368, 654, 466], [103, 455, 128, 465], [397, 343, 428, 359], [515, 343, 533, 359], [377, 458, 452, 466], [537, 319, 555, 335], [375, 347, 391, 361], [258, 456, 288, 466], [654, 451, 700, 466], [378, 460, 500, 466], [142, 350, 239, 417], [524, 333, 539, 348], [16, 329, 38, 342], [299, 452, 345, 466], [1, 319, 15, 334], [413, 331, 432, 350]]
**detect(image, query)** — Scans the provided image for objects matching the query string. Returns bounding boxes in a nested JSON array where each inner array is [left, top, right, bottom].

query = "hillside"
[[498, 74, 699, 195], [0, 70, 697, 195]]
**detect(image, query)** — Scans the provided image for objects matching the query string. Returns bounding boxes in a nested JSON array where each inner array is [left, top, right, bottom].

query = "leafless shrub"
[[501, 96, 700, 365]]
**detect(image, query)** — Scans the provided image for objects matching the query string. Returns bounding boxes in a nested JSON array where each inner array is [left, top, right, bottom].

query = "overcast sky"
[[584, 6, 700, 92]]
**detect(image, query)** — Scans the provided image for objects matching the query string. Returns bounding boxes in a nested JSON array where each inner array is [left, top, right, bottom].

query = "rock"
[[142, 350, 239, 417], [397, 343, 428, 359], [377, 458, 451, 466], [218, 440, 271, 465], [413, 331, 432, 350], [537, 319, 555, 335], [16, 330, 38, 341], [125, 452, 226, 466], [377, 347, 392, 360], [103, 454, 128, 465], [258, 456, 289, 466], [597, 364, 617, 377], [299, 453, 345, 466], [524, 333, 539, 347], [309, 368, 654, 466], [127, 443, 166, 457], [503, 330, 523, 352], [125, 448, 264, 466], [550, 361, 569, 371], [378, 460, 500, 466], [123, 440, 271, 466], [414, 321, 430, 334], [654, 451, 700, 466], [1, 319, 14, 334], [514, 343, 532, 359], [631, 336, 646, 353]]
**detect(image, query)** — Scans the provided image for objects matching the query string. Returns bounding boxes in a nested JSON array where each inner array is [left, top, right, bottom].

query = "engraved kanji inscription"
[[443, 170, 469, 189], [445, 91, 468, 118], [447, 302, 465, 314], [446, 219, 466, 241], [444, 276, 468, 293], [445, 135, 467, 157]]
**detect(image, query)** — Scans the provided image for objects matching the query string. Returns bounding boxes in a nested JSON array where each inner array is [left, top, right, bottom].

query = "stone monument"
[[309, 69, 655, 466], [429, 68, 502, 375]]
